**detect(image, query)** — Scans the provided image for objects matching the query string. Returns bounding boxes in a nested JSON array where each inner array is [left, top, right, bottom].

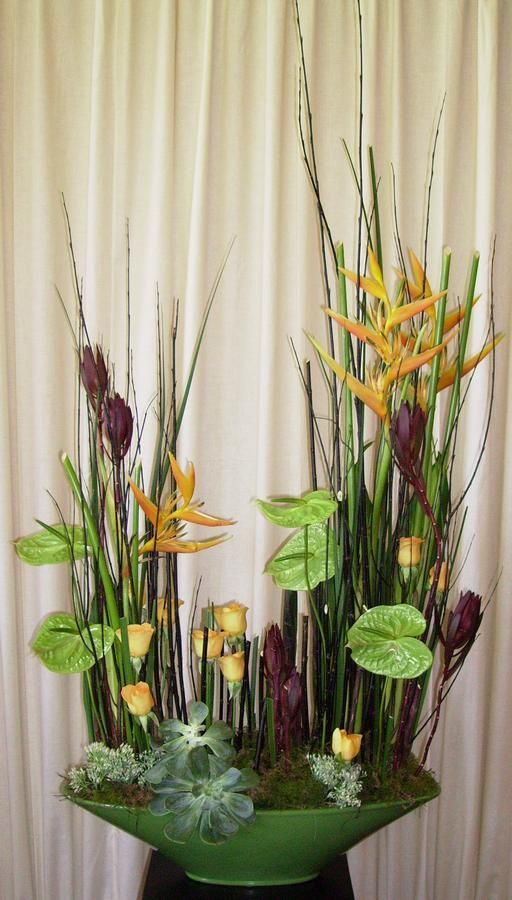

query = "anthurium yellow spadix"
[[306, 332, 387, 419]]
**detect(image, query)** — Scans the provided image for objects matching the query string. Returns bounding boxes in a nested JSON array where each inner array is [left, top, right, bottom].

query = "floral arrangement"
[[15, 18, 502, 853]]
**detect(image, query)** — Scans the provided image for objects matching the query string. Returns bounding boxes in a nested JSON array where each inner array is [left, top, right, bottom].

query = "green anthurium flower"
[[346, 604, 433, 679], [265, 522, 336, 590], [256, 490, 337, 528]]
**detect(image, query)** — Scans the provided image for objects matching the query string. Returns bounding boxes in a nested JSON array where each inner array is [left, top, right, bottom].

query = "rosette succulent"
[[147, 746, 259, 844], [146, 701, 235, 783]]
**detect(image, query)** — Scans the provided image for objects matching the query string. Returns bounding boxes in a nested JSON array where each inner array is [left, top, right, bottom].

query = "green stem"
[[119, 616, 135, 684], [444, 253, 479, 446], [82, 673, 95, 742], [83, 670, 108, 742], [249, 635, 259, 730], [368, 147, 382, 268], [266, 697, 277, 767], [371, 436, 391, 561], [337, 245, 356, 522], [131, 463, 141, 616], [205, 663, 215, 727], [413, 248, 451, 536], [61, 452, 119, 629]]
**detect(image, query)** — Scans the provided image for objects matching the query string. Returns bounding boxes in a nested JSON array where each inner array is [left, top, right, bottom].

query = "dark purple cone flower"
[[444, 589, 482, 677], [104, 393, 133, 462], [390, 402, 426, 481], [263, 623, 288, 683], [80, 345, 108, 408], [263, 623, 302, 757], [282, 669, 302, 744]]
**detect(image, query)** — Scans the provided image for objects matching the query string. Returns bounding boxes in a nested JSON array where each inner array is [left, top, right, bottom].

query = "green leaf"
[[14, 523, 90, 566], [206, 720, 233, 741], [31, 613, 115, 673], [266, 523, 336, 590], [346, 604, 433, 679], [188, 701, 208, 726], [222, 792, 255, 823], [189, 747, 210, 780], [256, 490, 337, 528], [163, 801, 203, 843]]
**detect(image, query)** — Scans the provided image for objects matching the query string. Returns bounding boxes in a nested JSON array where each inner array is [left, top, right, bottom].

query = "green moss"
[[63, 751, 439, 812], [63, 778, 153, 808], [359, 756, 440, 805], [235, 746, 439, 812], [243, 748, 328, 810]]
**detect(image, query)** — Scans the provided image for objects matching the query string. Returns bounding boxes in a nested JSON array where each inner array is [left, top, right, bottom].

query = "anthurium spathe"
[[129, 453, 234, 555]]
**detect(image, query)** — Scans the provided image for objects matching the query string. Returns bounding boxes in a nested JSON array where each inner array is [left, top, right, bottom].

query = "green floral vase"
[[64, 782, 440, 887]]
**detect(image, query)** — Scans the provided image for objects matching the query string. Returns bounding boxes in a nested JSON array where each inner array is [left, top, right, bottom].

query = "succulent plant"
[[146, 701, 235, 783], [148, 746, 259, 844]]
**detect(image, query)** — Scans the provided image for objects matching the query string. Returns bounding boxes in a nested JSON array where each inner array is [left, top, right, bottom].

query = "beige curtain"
[[1, 1, 511, 898]]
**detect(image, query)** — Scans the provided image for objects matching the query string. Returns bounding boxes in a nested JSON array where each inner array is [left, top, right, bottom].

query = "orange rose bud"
[[191, 628, 226, 660], [397, 536, 423, 568], [429, 561, 448, 592], [218, 650, 245, 683], [332, 728, 362, 761], [213, 601, 248, 637], [157, 597, 184, 627], [121, 681, 155, 717], [115, 623, 154, 658]]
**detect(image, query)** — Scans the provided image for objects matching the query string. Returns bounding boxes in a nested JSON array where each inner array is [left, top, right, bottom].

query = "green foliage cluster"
[[67, 742, 156, 796], [308, 754, 363, 808]]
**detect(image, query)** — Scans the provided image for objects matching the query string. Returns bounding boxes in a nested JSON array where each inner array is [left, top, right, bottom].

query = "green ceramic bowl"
[[65, 783, 440, 886]]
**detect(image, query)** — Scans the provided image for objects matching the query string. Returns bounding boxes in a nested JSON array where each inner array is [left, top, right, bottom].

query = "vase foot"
[[143, 851, 355, 899], [185, 871, 319, 886]]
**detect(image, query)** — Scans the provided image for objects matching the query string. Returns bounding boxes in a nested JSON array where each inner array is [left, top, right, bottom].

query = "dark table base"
[[142, 851, 354, 900]]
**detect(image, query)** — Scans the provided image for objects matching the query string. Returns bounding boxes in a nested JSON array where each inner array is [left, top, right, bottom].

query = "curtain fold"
[[1, 2, 511, 898]]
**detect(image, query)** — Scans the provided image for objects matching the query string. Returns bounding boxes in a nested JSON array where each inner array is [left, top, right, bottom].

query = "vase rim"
[[62, 781, 440, 815]]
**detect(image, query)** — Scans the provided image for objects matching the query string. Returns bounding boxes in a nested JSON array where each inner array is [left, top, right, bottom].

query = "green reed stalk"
[[61, 452, 119, 629]]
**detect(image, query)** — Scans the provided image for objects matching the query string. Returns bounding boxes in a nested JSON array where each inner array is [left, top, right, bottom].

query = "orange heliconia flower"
[[129, 453, 234, 555]]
